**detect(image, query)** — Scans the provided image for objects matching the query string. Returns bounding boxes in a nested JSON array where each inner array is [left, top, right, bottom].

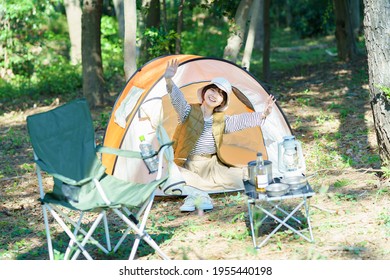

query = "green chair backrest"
[[27, 99, 103, 184]]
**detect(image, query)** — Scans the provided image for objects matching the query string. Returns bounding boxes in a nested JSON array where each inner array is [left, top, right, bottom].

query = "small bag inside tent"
[[102, 55, 292, 195]]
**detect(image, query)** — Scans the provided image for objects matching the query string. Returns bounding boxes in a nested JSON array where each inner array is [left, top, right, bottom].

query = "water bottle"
[[255, 152, 268, 194], [139, 135, 158, 173]]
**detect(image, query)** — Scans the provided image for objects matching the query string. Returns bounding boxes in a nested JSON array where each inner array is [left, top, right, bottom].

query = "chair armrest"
[[156, 141, 174, 154], [96, 145, 142, 159], [96, 141, 174, 159], [96, 142, 174, 181], [155, 142, 174, 180]]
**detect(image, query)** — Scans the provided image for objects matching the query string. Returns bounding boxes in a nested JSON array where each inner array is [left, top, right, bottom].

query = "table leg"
[[304, 197, 314, 242], [254, 200, 313, 248], [247, 200, 257, 248]]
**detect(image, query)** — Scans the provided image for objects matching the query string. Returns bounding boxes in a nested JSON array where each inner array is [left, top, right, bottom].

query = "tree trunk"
[[285, 0, 292, 27], [113, 0, 125, 38], [1, 15, 11, 77], [262, 0, 270, 82], [64, 0, 82, 65], [143, 0, 161, 61], [223, 0, 253, 62], [333, 0, 358, 61], [145, 0, 161, 28], [350, 0, 361, 40], [162, 0, 168, 32], [124, 0, 137, 81], [254, 0, 264, 51], [363, 0, 390, 162], [242, 0, 261, 70], [82, 0, 106, 108], [175, 0, 185, 54]]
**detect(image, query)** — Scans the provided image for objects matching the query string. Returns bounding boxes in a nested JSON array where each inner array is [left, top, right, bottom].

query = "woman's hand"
[[261, 94, 276, 120], [164, 59, 179, 80]]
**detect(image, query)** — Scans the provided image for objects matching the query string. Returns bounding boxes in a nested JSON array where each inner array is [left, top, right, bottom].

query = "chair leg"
[[70, 212, 107, 260], [112, 193, 169, 260], [64, 212, 84, 260], [46, 204, 112, 260], [114, 226, 131, 253], [131, 231, 170, 260], [42, 204, 54, 260], [113, 208, 170, 260], [51, 205, 111, 254], [112, 207, 134, 252], [37, 164, 55, 260], [129, 197, 154, 260], [47, 205, 94, 260], [103, 211, 112, 252]]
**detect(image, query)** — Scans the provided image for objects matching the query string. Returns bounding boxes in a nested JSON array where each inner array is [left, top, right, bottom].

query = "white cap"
[[197, 77, 232, 111]]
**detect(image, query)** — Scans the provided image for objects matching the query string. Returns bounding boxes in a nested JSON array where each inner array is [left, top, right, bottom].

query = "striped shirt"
[[169, 83, 264, 156]]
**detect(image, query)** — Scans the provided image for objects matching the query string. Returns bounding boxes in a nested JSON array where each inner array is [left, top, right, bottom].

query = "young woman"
[[164, 59, 276, 212]]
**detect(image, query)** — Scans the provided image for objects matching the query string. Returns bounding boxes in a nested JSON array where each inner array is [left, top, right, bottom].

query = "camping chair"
[[26, 98, 172, 260]]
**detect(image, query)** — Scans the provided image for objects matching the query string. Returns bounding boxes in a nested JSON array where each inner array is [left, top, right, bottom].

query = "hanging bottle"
[[139, 135, 158, 173], [255, 152, 268, 193]]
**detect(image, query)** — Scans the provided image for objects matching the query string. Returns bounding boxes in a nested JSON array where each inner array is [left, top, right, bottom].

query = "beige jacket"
[[172, 104, 233, 167]]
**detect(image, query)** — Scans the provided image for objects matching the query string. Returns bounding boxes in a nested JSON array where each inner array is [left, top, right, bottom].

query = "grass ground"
[[0, 43, 389, 260]]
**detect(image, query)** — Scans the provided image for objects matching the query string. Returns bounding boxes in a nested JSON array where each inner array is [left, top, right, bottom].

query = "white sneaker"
[[196, 195, 213, 211], [179, 194, 214, 212], [180, 195, 196, 212]]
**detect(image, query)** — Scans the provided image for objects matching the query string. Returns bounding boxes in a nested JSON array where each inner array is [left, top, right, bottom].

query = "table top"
[[245, 179, 315, 202]]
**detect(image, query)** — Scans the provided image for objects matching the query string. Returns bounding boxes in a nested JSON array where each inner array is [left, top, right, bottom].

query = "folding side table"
[[245, 180, 315, 249]]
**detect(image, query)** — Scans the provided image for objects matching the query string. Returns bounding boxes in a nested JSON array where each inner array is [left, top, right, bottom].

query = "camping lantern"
[[277, 136, 306, 178]]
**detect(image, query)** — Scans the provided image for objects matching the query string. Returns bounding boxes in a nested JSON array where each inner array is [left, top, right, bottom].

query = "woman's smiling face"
[[203, 87, 224, 108]]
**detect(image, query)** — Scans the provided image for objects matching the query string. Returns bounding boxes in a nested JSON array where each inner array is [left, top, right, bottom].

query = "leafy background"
[[0, 0, 389, 260]]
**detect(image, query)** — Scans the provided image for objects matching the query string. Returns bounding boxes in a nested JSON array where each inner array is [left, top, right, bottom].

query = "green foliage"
[[378, 211, 390, 236], [333, 179, 352, 188], [36, 64, 82, 96], [288, 0, 334, 38], [376, 85, 390, 101], [0, 62, 82, 102], [1, 0, 65, 78], [0, 127, 26, 152], [333, 192, 358, 203], [0, 0, 347, 107], [180, 2, 231, 57], [0, 0, 80, 103], [143, 27, 178, 58], [101, 15, 123, 80], [199, 0, 241, 19], [220, 228, 248, 240], [182, 26, 229, 57], [381, 164, 390, 180], [101, 16, 121, 46], [93, 112, 111, 131], [0, 4, 124, 104]]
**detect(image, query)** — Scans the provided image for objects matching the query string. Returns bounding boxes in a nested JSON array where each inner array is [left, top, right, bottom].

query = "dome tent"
[[102, 54, 292, 194]]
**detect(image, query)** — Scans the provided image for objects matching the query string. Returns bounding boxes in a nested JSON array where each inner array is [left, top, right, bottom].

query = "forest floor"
[[0, 53, 389, 262]]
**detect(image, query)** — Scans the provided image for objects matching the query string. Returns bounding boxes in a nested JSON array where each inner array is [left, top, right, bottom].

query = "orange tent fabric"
[[102, 55, 292, 190]]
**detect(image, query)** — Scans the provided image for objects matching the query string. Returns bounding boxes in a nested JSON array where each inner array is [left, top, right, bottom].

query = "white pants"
[[179, 155, 245, 193]]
